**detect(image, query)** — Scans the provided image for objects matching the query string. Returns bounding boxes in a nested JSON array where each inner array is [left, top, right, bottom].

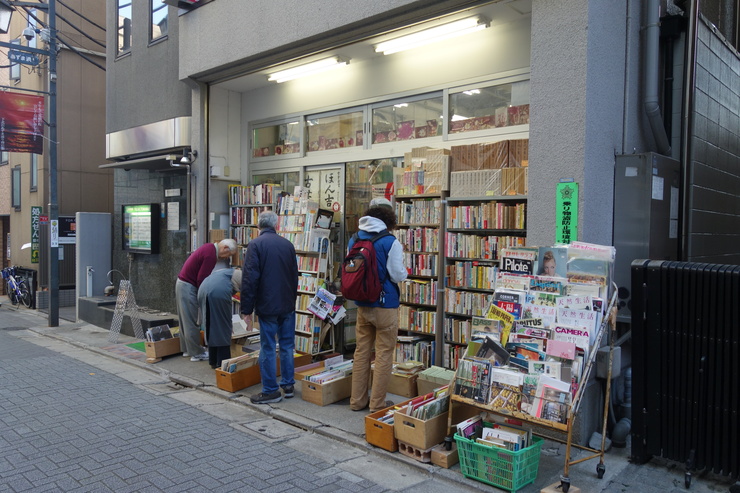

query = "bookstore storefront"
[[212, 7, 533, 354]]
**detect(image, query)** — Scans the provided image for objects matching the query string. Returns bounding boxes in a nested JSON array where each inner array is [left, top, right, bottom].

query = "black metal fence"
[[631, 260, 739, 482]]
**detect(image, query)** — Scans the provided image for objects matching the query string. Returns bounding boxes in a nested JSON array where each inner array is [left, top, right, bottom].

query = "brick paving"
[[0, 329, 390, 493]]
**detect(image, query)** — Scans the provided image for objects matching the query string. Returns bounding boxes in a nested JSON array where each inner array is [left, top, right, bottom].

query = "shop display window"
[[449, 80, 530, 134], [252, 171, 300, 191], [372, 95, 443, 144], [252, 121, 302, 158], [307, 110, 363, 152]]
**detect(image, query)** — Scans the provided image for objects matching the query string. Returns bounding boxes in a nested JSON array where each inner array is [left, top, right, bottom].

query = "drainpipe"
[[644, 0, 672, 155], [170, 157, 192, 252]]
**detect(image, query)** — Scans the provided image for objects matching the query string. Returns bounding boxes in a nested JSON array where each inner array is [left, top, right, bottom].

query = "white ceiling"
[[214, 0, 532, 94]]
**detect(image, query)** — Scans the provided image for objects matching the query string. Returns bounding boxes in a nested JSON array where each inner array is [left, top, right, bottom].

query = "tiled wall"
[[688, 17, 740, 264], [112, 169, 189, 314]]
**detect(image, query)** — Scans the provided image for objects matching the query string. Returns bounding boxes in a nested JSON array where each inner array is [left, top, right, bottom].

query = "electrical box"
[[613, 153, 680, 323], [596, 345, 621, 379]]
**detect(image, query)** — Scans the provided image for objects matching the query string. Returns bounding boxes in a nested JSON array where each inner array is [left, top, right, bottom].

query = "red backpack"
[[341, 230, 393, 302]]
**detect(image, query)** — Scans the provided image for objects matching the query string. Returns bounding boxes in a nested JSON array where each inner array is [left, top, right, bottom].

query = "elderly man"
[[176, 238, 237, 362], [241, 211, 298, 404]]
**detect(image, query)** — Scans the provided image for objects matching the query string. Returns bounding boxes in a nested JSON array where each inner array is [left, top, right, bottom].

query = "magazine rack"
[[447, 284, 619, 493]]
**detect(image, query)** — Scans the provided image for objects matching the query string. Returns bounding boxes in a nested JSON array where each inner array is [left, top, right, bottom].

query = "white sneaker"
[[182, 353, 190, 357], [190, 352, 208, 362]]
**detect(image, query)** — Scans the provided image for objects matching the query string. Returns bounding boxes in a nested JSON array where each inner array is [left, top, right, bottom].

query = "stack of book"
[[145, 324, 174, 342], [305, 359, 353, 384]]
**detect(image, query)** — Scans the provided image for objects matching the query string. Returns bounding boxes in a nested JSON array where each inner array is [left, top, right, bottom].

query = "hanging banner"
[[0, 92, 45, 154], [555, 182, 579, 244], [31, 206, 41, 264]]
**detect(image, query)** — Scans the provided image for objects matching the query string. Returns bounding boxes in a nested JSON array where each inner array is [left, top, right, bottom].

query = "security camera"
[[22, 27, 35, 41]]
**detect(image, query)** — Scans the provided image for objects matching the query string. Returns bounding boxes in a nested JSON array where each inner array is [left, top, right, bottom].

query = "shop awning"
[[99, 153, 183, 172]]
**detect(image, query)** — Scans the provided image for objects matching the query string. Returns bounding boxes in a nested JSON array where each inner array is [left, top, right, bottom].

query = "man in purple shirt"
[[176, 239, 236, 361]]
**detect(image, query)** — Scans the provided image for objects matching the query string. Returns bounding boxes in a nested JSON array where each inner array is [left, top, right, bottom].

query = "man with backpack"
[[344, 198, 407, 413]]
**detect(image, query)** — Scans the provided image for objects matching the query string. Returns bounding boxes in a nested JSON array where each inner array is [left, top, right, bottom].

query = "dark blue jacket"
[[240, 228, 298, 317]]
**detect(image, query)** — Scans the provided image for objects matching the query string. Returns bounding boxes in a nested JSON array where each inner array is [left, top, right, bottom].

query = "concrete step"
[[79, 296, 177, 338]]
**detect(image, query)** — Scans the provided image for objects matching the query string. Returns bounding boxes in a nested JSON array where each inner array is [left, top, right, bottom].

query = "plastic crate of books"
[[454, 433, 543, 492]]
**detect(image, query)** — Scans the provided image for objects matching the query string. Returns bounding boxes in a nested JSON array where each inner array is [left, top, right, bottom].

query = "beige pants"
[[350, 306, 399, 412]]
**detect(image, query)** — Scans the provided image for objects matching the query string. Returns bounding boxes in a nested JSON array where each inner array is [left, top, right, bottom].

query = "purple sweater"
[[177, 243, 218, 288]]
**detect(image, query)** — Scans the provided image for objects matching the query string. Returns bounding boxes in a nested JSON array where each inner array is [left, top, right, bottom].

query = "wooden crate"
[[145, 337, 181, 363]]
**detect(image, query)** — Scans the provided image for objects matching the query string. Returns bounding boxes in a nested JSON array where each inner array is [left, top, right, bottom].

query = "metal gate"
[[631, 260, 739, 483]]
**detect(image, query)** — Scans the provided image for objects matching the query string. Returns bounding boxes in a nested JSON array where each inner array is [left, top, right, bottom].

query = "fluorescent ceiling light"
[[375, 16, 489, 55], [463, 89, 481, 96], [268, 57, 349, 83], [394, 103, 408, 108], [451, 114, 469, 121]]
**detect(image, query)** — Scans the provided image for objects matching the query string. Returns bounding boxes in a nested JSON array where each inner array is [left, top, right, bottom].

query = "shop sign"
[[58, 216, 76, 244], [555, 182, 579, 244], [9, 50, 39, 66], [31, 206, 41, 263]]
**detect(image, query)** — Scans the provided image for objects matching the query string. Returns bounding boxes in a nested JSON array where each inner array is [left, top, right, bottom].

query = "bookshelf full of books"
[[276, 188, 335, 356], [393, 191, 444, 369], [447, 241, 618, 487], [228, 184, 282, 267], [443, 196, 527, 370]]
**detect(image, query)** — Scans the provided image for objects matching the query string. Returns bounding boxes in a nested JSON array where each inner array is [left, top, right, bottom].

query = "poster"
[[555, 182, 579, 244], [0, 92, 45, 154]]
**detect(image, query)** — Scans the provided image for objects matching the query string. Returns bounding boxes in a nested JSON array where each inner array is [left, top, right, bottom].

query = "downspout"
[[644, 0, 672, 155], [680, 0, 699, 261], [170, 158, 192, 253]]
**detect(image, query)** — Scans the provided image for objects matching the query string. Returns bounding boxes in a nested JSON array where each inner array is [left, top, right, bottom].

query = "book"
[[552, 324, 591, 352], [470, 316, 502, 342], [556, 307, 601, 347], [528, 360, 562, 380], [530, 275, 568, 295], [531, 375, 572, 424], [146, 324, 173, 342], [495, 271, 534, 291], [456, 415, 483, 439], [499, 248, 536, 275], [474, 337, 510, 366], [484, 303, 515, 345], [495, 300, 522, 319], [494, 288, 526, 305], [537, 246, 568, 278], [545, 339, 577, 360]]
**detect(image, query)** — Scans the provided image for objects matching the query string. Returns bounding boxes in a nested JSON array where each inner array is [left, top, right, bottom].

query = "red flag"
[[0, 91, 45, 154]]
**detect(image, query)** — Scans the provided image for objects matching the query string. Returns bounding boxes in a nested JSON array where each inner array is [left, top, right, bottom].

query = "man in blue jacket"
[[348, 199, 408, 413], [241, 211, 298, 404]]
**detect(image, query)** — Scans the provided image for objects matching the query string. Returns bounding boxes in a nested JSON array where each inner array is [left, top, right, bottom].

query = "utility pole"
[[0, 0, 58, 326]]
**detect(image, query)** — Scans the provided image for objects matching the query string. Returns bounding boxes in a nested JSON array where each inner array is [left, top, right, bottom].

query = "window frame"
[[150, 0, 168, 42], [0, 151, 8, 166], [11, 165, 21, 210], [117, 0, 132, 57], [9, 39, 20, 80], [30, 153, 38, 191]]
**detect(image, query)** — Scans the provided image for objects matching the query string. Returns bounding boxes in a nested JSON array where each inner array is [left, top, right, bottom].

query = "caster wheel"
[[597, 463, 605, 479], [561, 479, 571, 493], [685, 472, 691, 488]]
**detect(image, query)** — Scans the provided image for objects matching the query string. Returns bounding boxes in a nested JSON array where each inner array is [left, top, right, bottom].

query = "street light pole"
[[47, 0, 58, 327]]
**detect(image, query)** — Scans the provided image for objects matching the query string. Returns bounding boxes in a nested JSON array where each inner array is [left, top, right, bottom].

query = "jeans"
[[258, 311, 296, 394], [175, 279, 205, 356], [350, 306, 399, 412]]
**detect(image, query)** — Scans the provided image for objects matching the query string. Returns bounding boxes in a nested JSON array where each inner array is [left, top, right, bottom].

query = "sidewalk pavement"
[[7, 305, 737, 493]]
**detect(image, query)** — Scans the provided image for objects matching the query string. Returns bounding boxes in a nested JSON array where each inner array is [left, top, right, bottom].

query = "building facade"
[[0, 1, 110, 298], [105, 0, 740, 441]]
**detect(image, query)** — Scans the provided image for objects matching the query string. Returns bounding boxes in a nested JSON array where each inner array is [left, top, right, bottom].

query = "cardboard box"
[[216, 353, 312, 393], [145, 337, 181, 363], [394, 407, 449, 450], [431, 442, 459, 468], [417, 378, 446, 397], [364, 398, 415, 452], [387, 373, 418, 398], [301, 375, 352, 406]]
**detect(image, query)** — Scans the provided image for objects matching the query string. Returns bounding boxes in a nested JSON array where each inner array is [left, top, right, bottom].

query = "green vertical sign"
[[31, 206, 42, 263], [555, 182, 578, 244]]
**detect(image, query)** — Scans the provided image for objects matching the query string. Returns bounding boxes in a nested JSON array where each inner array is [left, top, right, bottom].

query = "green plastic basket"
[[454, 432, 543, 492]]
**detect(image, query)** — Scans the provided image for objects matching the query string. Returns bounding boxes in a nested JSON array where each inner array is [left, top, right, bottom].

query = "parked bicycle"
[[2, 267, 32, 308]]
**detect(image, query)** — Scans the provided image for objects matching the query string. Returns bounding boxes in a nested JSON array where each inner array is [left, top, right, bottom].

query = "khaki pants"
[[350, 306, 399, 412]]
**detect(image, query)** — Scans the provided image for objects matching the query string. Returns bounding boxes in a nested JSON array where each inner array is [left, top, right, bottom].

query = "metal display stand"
[[108, 280, 145, 343], [448, 284, 619, 492]]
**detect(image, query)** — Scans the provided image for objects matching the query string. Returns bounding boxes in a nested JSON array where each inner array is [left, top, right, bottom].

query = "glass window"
[[151, 0, 168, 41], [9, 39, 20, 80], [30, 154, 38, 191], [252, 171, 300, 191], [306, 110, 363, 153], [11, 166, 21, 209], [117, 0, 132, 55], [251, 120, 301, 158], [372, 94, 443, 144], [449, 80, 530, 134], [28, 10, 37, 49], [1, 151, 8, 165]]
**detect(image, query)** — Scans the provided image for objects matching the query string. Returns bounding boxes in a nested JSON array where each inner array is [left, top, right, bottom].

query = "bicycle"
[[2, 267, 32, 309]]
